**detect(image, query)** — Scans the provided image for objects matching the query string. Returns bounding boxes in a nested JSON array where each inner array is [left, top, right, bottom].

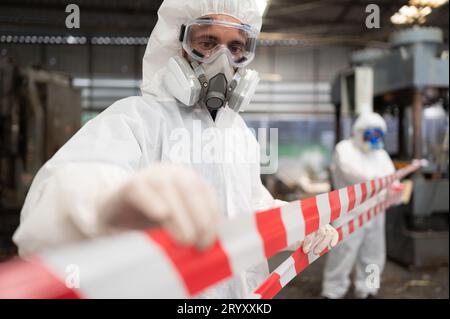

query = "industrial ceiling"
[[0, 0, 448, 46]]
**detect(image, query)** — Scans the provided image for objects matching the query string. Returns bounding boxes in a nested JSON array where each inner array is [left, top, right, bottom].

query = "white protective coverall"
[[321, 113, 396, 299], [13, 0, 278, 299]]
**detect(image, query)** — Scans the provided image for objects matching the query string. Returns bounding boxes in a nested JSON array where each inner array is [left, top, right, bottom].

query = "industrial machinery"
[[0, 57, 81, 258], [331, 27, 449, 267]]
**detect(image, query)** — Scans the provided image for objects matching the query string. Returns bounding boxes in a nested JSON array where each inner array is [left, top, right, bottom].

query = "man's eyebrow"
[[193, 34, 219, 41], [228, 39, 246, 46]]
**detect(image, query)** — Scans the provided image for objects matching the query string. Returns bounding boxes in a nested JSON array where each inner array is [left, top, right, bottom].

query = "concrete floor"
[[269, 251, 449, 299]]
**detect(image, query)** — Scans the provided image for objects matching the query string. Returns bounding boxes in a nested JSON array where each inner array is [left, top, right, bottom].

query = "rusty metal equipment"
[[1, 57, 81, 207], [1, 57, 81, 246]]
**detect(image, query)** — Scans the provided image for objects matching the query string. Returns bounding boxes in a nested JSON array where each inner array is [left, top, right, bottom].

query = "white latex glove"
[[302, 224, 339, 255], [412, 158, 428, 167], [97, 163, 220, 249], [272, 200, 338, 255]]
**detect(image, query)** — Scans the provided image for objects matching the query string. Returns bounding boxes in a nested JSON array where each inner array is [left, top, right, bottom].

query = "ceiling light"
[[391, 4, 434, 24], [409, 0, 448, 8]]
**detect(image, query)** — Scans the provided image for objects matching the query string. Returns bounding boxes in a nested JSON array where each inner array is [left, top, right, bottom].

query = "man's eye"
[[229, 45, 244, 54], [198, 41, 217, 50]]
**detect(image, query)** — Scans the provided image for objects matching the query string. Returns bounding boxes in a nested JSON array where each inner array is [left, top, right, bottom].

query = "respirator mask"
[[163, 18, 260, 112], [362, 128, 385, 152]]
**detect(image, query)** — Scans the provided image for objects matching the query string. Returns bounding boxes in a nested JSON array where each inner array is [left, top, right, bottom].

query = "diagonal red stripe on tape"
[[348, 220, 355, 234], [0, 256, 81, 299], [328, 189, 341, 222], [358, 214, 364, 227], [360, 183, 367, 203], [347, 185, 356, 211], [254, 273, 282, 299], [337, 226, 344, 242], [147, 229, 233, 296], [255, 207, 287, 258], [370, 180, 377, 197], [374, 204, 380, 216], [292, 249, 310, 273], [301, 197, 320, 236], [379, 178, 384, 190]]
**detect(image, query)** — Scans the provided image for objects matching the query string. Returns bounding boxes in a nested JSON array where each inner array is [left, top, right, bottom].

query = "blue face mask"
[[363, 128, 385, 150]]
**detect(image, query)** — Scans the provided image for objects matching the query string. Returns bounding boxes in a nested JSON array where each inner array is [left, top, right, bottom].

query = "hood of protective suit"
[[141, 0, 263, 100], [352, 112, 387, 134]]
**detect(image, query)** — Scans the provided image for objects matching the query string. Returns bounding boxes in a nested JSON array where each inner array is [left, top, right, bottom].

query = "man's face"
[[363, 128, 385, 151], [183, 14, 248, 64]]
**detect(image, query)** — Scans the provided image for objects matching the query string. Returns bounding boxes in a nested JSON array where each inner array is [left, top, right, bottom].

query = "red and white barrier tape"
[[0, 162, 421, 299], [253, 186, 403, 299]]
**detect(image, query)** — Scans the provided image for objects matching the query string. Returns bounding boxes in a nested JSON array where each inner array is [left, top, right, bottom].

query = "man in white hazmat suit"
[[321, 112, 396, 299], [14, 0, 338, 298]]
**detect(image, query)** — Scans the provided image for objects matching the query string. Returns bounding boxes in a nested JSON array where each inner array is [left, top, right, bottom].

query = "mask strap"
[[178, 24, 186, 42]]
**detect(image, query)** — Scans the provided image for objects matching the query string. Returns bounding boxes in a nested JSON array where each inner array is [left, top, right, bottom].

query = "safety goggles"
[[179, 18, 259, 68], [363, 128, 385, 144]]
